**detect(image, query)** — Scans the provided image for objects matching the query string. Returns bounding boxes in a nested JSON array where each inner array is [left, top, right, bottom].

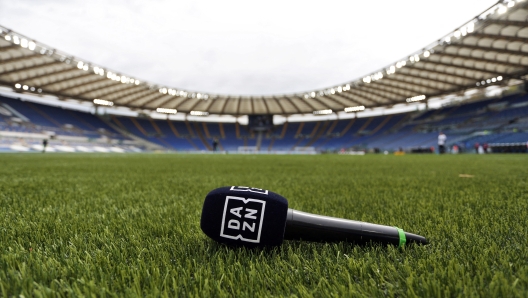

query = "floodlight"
[[157, 108, 177, 114], [406, 95, 426, 103], [93, 99, 114, 106], [15, 83, 21, 89], [22, 85, 28, 90], [467, 23, 475, 33], [4, 35, 11, 41], [28, 41, 36, 51], [497, 76, 503, 81], [20, 38, 28, 48], [313, 109, 332, 115], [190, 111, 209, 116], [344, 106, 365, 112], [498, 5, 507, 14]]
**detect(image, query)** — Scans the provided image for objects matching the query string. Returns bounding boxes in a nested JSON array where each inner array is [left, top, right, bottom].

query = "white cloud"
[[0, 0, 497, 95]]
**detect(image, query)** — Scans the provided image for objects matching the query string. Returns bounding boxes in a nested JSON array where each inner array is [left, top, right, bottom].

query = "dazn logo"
[[220, 196, 266, 243]]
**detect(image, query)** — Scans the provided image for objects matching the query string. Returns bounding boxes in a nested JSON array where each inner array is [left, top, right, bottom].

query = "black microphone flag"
[[201, 186, 288, 247], [200, 186, 428, 248]]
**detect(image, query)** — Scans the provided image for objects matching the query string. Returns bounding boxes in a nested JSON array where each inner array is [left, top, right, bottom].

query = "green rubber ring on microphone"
[[396, 227, 406, 248]]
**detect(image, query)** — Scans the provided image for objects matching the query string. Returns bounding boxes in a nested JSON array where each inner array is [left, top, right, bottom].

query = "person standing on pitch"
[[438, 132, 446, 154], [212, 137, 218, 152], [42, 139, 48, 153]]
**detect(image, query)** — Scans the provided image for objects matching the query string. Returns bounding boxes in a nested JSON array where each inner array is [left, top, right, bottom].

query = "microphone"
[[200, 186, 428, 248]]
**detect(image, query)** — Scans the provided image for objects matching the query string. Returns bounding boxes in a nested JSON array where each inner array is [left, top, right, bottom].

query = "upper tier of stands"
[[1, 92, 527, 153]]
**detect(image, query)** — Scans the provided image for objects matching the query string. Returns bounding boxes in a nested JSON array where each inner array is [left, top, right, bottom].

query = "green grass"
[[0, 153, 527, 297]]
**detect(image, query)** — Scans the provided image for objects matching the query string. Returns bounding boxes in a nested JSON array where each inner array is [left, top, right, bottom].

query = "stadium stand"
[[0, 95, 151, 152], [1, 92, 528, 153], [2, 2, 528, 155]]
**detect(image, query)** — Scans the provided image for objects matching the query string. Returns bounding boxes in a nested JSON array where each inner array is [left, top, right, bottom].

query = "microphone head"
[[200, 186, 288, 247]]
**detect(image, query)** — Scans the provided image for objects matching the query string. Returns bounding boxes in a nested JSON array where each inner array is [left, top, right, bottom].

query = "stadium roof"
[[1, 0, 528, 116]]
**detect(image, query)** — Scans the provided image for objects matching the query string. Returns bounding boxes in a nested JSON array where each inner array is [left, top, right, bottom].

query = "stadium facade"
[[0, 0, 527, 153]]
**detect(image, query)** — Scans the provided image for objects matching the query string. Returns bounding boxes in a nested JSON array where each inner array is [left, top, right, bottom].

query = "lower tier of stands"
[[1, 93, 528, 153]]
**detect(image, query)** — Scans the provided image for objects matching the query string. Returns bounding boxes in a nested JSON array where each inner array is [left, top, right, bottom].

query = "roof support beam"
[[26, 68, 81, 85], [120, 89, 155, 105], [102, 85, 145, 100], [337, 91, 377, 106], [165, 95, 189, 110], [395, 70, 465, 88], [219, 96, 232, 115], [235, 97, 242, 115], [284, 96, 318, 112], [381, 76, 439, 92], [327, 93, 362, 107], [407, 62, 484, 81], [177, 98, 203, 112], [432, 52, 527, 69], [357, 87, 398, 103], [471, 33, 528, 43], [39, 72, 92, 88], [0, 45, 19, 52], [315, 94, 345, 108], [285, 95, 310, 112], [136, 93, 167, 108], [0, 53, 40, 65], [418, 59, 498, 77], [55, 77, 110, 93], [0, 61, 62, 77], [153, 95, 178, 109], [374, 79, 437, 95], [91, 84, 140, 99], [484, 19, 527, 28], [446, 44, 528, 57], [81, 83, 128, 97], [346, 88, 385, 104], [201, 98, 215, 112], [261, 97, 270, 114], [355, 85, 406, 102], [272, 97, 286, 115], [249, 97, 255, 114], [363, 82, 413, 98]]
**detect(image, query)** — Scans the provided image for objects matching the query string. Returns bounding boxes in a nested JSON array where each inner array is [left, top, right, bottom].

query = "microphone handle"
[[283, 209, 427, 246]]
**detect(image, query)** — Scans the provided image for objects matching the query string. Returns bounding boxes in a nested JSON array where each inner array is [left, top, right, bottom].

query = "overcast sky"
[[0, 0, 497, 96]]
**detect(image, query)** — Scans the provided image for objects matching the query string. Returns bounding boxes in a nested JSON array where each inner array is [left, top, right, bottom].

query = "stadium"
[[0, 0, 527, 296]]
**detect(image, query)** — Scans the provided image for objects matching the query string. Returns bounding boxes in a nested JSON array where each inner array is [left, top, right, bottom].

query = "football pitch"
[[0, 153, 527, 297]]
